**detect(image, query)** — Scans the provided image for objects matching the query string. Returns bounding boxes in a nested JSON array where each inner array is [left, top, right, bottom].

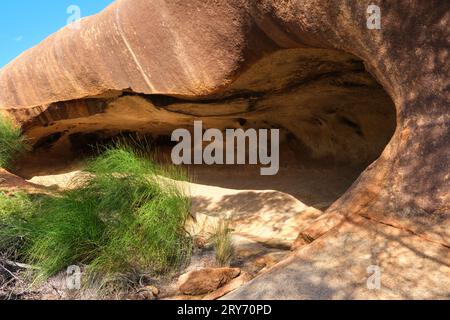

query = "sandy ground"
[[26, 157, 364, 248]]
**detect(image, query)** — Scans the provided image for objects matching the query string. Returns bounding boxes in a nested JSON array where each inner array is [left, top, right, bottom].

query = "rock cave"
[[0, 0, 448, 300]]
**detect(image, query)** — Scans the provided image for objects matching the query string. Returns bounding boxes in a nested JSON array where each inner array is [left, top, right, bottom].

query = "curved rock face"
[[0, 0, 448, 299]]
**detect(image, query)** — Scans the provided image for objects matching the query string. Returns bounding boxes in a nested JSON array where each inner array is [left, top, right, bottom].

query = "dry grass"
[[210, 220, 234, 267]]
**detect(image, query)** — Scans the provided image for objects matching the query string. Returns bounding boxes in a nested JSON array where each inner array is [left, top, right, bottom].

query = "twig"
[[0, 264, 22, 284], [50, 284, 63, 299], [0, 278, 15, 290], [1, 259, 38, 270]]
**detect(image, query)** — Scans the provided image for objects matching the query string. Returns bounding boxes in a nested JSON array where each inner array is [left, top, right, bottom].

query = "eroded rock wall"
[[12, 48, 395, 169]]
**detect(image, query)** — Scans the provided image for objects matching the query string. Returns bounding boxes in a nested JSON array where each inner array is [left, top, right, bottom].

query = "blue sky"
[[0, 0, 114, 68]]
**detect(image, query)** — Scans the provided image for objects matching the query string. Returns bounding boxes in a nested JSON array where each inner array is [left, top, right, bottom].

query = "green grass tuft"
[[0, 145, 192, 284], [0, 115, 27, 168], [0, 192, 36, 256]]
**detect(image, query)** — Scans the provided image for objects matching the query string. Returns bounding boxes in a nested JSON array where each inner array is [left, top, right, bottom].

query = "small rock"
[[135, 285, 159, 300], [150, 286, 159, 296], [178, 267, 241, 296], [203, 272, 253, 300]]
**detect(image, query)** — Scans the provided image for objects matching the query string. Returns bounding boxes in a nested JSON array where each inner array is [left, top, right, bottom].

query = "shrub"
[[0, 115, 26, 168], [0, 145, 192, 283]]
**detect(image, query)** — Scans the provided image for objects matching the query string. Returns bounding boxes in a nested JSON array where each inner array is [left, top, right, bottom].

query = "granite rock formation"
[[0, 0, 448, 299]]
